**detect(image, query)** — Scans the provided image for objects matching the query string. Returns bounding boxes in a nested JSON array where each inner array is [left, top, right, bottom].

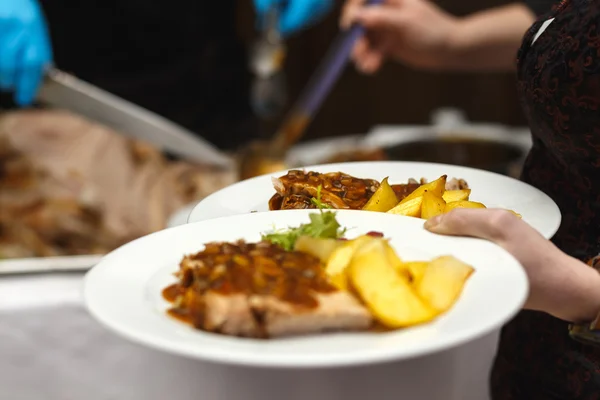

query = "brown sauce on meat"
[[270, 170, 378, 210], [163, 241, 337, 327], [268, 193, 284, 210], [391, 183, 421, 201], [163, 284, 194, 323], [167, 306, 194, 324], [369, 322, 392, 333], [269, 170, 421, 210], [162, 283, 184, 302]]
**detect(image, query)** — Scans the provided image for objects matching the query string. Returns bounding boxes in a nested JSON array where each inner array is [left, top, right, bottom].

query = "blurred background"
[[235, 0, 526, 141]]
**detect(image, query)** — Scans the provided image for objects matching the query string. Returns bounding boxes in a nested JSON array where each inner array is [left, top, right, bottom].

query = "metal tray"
[[0, 255, 104, 275]]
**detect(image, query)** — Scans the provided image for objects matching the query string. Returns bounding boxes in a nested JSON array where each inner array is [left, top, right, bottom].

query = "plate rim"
[[85, 209, 529, 369]]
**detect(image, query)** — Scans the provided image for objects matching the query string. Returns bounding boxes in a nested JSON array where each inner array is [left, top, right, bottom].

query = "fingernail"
[[424, 215, 444, 229]]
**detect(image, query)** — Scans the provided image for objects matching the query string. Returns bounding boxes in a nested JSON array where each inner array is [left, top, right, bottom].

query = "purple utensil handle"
[[296, 0, 384, 116]]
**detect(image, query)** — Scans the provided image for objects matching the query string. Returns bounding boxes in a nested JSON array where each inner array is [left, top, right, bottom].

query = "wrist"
[[438, 18, 476, 70], [546, 254, 600, 323]]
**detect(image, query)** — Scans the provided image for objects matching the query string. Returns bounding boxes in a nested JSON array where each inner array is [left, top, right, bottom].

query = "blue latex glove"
[[0, 0, 52, 106], [253, 0, 334, 37]]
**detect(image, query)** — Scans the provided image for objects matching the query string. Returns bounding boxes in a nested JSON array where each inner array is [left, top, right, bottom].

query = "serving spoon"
[[238, 0, 385, 180]]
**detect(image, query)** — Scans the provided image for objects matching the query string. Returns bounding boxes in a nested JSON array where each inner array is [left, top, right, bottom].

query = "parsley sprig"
[[310, 185, 332, 209], [261, 185, 345, 251]]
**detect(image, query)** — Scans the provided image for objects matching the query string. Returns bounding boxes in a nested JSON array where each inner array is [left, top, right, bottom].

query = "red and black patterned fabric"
[[526, 0, 560, 17], [491, 0, 600, 398]]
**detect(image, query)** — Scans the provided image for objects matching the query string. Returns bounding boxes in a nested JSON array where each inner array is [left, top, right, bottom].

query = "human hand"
[[0, 0, 52, 106], [253, 0, 334, 37], [340, 0, 460, 73], [424, 209, 600, 323]]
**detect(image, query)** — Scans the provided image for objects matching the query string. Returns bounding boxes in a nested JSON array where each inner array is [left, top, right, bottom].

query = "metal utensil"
[[238, 0, 384, 180], [0, 255, 103, 275], [250, 5, 287, 120], [37, 68, 233, 168]]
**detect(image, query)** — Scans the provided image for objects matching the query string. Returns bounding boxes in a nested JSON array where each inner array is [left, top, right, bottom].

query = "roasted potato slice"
[[382, 240, 412, 280], [416, 255, 474, 313], [403, 261, 429, 285], [294, 236, 343, 263], [329, 272, 349, 291], [445, 200, 486, 212], [348, 240, 437, 327], [387, 196, 422, 217], [421, 191, 446, 220], [362, 177, 399, 212], [442, 189, 471, 203], [383, 240, 403, 270], [325, 236, 374, 278], [400, 175, 447, 204]]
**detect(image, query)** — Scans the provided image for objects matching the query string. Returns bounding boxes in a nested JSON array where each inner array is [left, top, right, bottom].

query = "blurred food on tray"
[[0, 110, 236, 259]]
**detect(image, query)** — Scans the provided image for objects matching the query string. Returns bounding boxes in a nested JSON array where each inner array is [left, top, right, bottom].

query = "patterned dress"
[[490, 0, 600, 398]]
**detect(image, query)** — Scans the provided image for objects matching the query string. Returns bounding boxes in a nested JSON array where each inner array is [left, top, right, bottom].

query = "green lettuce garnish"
[[262, 185, 345, 250]]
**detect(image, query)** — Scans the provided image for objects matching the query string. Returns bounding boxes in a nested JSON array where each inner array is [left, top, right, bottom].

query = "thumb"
[[423, 208, 519, 243]]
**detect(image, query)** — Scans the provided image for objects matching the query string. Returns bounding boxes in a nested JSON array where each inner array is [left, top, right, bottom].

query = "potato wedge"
[[442, 189, 471, 203], [294, 236, 343, 263], [362, 177, 399, 212], [387, 196, 422, 217], [399, 175, 447, 204], [445, 200, 486, 212], [348, 240, 437, 327], [383, 241, 411, 279], [329, 272, 349, 291], [384, 241, 403, 270], [421, 191, 446, 220], [416, 255, 474, 313], [403, 261, 429, 286], [325, 236, 374, 277]]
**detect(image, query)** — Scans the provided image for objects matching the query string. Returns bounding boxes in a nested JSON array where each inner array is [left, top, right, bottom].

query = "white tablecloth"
[[0, 274, 500, 400]]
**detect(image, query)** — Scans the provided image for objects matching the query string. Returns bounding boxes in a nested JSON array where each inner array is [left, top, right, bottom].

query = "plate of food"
[[189, 161, 561, 239], [84, 207, 528, 368]]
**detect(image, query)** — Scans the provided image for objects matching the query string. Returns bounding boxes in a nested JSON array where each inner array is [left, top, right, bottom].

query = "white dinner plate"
[[84, 209, 528, 368], [189, 161, 561, 239], [166, 203, 196, 228]]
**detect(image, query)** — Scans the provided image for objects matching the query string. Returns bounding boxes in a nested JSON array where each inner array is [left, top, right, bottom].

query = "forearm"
[[443, 3, 536, 72], [528, 250, 600, 324]]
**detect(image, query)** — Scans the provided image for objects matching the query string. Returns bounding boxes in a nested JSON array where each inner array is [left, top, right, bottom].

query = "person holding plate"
[[342, 0, 600, 398]]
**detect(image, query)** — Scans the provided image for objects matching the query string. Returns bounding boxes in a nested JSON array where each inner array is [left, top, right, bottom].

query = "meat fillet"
[[163, 240, 372, 338]]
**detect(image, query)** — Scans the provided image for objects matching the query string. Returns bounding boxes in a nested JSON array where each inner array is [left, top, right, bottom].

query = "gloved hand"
[[253, 0, 334, 37], [0, 0, 52, 106]]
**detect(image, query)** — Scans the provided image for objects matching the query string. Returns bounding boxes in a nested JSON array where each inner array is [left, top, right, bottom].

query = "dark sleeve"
[[525, 0, 561, 16]]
